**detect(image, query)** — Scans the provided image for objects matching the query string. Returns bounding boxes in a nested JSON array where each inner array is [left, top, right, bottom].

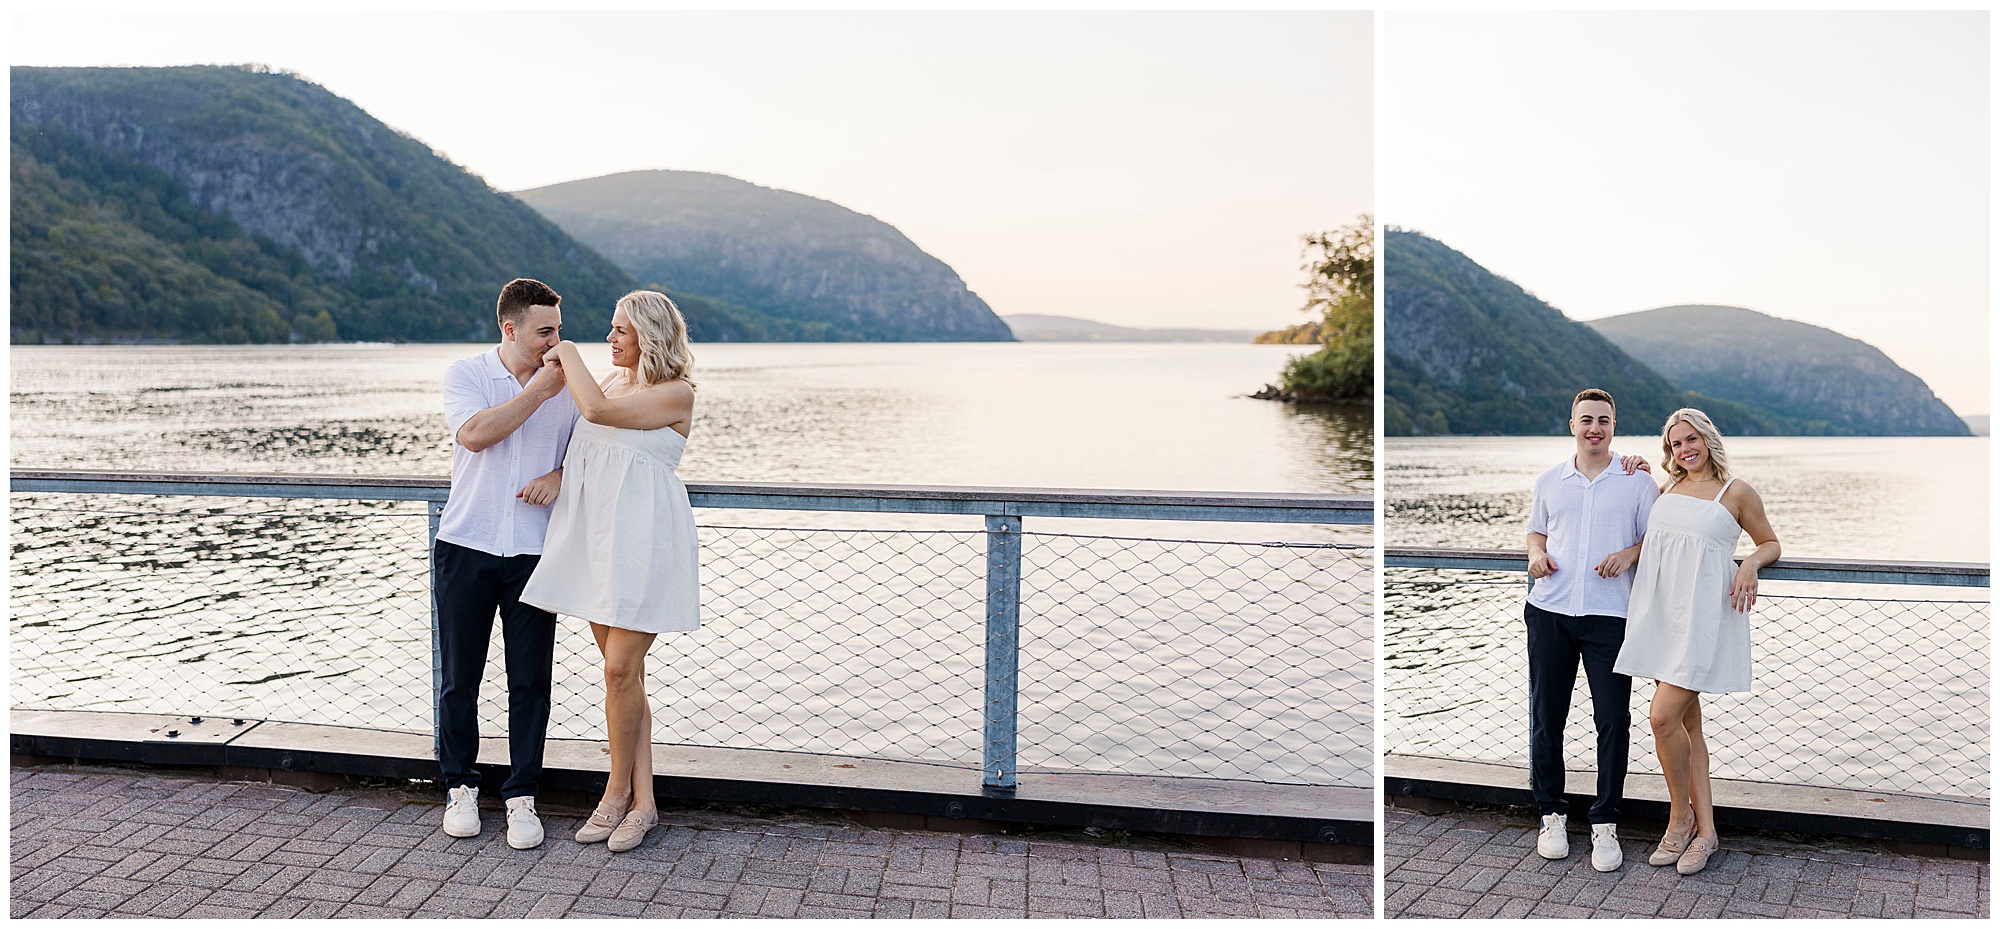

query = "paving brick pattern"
[[10, 767, 1371, 919], [1386, 806, 1989, 920]]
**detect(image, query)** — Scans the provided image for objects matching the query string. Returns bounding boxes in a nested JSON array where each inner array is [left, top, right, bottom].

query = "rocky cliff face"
[[1589, 305, 1969, 436], [515, 171, 1014, 342]]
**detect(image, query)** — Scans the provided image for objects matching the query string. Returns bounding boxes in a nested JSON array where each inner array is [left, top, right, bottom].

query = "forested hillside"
[[1383, 230, 1793, 436], [13, 66, 644, 343]]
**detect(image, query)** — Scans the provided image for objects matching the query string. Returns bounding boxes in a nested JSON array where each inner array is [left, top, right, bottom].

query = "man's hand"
[[524, 356, 567, 399], [1528, 550, 1557, 579], [1622, 454, 1651, 474], [516, 469, 562, 506], [1596, 545, 1640, 578]]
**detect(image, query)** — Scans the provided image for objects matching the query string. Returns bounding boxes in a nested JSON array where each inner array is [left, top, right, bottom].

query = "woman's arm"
[[1728, 481, 1781, 611], [546, 341, 693, 432]]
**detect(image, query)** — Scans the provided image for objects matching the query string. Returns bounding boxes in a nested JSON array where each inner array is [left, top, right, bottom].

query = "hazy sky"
[[1384, 11, 1989, 417], [11, 10, 1371, 333]]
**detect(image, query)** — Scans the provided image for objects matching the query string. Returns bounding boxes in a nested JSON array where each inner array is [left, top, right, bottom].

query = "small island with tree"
[[1254, 215, 1372, 404]]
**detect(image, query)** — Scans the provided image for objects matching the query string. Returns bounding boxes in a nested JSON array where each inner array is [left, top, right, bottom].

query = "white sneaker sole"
[[508, 831, 543, 850], [1592, 855, 1622, 872], [443, 820, 480, 838]]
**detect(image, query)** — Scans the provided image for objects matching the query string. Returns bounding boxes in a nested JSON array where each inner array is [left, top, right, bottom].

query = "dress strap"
[[1712, 477, 1735, 502]]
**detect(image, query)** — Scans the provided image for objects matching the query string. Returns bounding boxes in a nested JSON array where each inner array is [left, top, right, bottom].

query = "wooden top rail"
[[10, 469, 1373, 525]]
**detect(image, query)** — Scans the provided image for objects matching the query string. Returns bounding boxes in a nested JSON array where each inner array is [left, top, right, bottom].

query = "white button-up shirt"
[[1525, 452, 1660, 619], [436, 347, 580, 557]]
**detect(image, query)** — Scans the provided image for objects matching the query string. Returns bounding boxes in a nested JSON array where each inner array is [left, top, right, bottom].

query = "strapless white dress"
[[520, 418, 699, 634], [1614, 479, 1750, 693]]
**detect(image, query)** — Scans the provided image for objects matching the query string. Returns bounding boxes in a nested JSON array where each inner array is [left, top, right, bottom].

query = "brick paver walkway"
[[10, 766, 1371, 919], [1386, 805, 1988, 919]]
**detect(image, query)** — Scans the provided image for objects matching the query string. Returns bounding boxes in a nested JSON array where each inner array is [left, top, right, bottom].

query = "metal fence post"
[[983, 514, 1022, 790], [427, 500, 444, 761]]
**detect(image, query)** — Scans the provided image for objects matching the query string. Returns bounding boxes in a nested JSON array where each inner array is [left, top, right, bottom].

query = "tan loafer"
[[1676, 835, 1720, 875], [1649, 824, 1693, 866], [574, 799, 629, 844], [607, 809, 659, 853]]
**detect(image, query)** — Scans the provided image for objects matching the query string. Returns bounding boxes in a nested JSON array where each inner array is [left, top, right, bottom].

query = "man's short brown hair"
[[497, 278, 561, 328], [1572, 388, 1615, 414]]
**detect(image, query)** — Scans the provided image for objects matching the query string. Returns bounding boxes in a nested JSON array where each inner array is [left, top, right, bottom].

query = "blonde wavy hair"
[[1660, 408, 1731, 485], [617, 290, 696, 388]]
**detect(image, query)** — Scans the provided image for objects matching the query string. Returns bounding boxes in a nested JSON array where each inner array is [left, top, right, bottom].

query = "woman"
[[519, 290, 699, 853], [1612, 408, 1779, 875]]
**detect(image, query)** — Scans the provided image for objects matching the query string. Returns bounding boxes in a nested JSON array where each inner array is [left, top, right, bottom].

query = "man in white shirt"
[[1523, 388, 1659, 872], [433, 278, 581, 850]]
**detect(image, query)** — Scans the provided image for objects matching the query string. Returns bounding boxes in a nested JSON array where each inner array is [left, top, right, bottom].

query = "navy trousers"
[[433, 539, 557, 800], [1524, 601, 1631, 824]]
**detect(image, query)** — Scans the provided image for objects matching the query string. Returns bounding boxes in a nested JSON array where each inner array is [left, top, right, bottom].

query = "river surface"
[[9, 343, 1373, 787], [1384, 436, 1990, 799]]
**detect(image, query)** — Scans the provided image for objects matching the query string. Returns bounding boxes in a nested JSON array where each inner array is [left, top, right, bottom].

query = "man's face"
[[504, 305, 563, 365], [1570, 399, 1615, 452]]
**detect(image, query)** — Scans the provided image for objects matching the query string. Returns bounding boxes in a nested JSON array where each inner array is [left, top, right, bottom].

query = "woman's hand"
[[542, 341, 574, 366], [1621, 454, 1650, 474], [1731, 563, 1759, 612]]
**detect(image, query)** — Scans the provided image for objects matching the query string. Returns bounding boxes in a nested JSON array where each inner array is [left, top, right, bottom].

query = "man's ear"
[[500, 320, 516, 343]]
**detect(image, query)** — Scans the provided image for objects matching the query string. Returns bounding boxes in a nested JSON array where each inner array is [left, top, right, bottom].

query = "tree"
[[1264, 215, 1372, 402]]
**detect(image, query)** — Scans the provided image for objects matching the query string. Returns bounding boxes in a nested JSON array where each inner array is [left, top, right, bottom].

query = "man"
[[1523, 388, 1658, 872], [433, 277, 579, 850]]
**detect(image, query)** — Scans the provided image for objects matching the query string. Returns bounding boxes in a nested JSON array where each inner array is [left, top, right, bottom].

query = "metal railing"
[[1384, 546, 1990, 801], [9, 470, 1373, 790]]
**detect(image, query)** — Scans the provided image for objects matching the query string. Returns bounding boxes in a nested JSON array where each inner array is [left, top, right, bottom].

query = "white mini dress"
[[1613, 478, 1751, 694], [520, 418, 699, 634]]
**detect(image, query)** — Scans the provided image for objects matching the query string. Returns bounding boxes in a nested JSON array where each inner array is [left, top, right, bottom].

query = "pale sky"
[[1383, 11, 1990, 417], [11, 10, 1371, 333]]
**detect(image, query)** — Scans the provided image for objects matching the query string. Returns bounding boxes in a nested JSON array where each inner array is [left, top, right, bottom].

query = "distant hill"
[[1588, 305, 1969, 436], [1002, 314, 1257, 343], [1963, 416, 1989, 436], [1383, 230, 1793, 436], [515, 171, 1013, 342], [11, 65, 637, 343]]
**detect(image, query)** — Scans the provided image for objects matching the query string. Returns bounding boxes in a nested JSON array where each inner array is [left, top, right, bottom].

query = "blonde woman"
[[1612, 408, 1779, 875], [520, 290, 700, 853]]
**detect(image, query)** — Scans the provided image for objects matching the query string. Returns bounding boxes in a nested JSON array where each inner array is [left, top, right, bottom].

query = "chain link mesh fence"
[[11, 492, 1372, 789], [1385, 568, 1989, 800]]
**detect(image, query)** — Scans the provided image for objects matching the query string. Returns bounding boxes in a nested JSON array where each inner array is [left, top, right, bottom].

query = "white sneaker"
[[506, 796, 544, 849], [1590, 823, 1623, 871], [442, 785, 480, 838], [1536, 813, 1569, 859]]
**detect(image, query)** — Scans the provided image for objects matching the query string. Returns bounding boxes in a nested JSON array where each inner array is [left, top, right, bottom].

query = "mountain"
[[1588, 305, 1969, 436], [514, 171, 1013, 342], [1002, 314, 1256, 343], [1383, 230, 1793, 437], [11, 65, 639, 343]]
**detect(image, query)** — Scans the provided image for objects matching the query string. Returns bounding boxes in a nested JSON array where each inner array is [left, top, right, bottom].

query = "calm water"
[[1384, 436, 1989, 799], [10, 343, 1372, 787], [10, 342, 1369, 493], [1386, 436, 1987, 562]]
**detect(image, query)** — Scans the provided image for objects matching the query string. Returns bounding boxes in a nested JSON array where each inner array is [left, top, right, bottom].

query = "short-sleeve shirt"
[[437, 347, 581, 557], [1525, 452, 1661, 619]]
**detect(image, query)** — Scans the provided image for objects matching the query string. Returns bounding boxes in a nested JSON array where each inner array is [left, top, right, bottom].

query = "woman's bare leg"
[[1683, 697, 1717, 840], [631, 676, 656, 815], [589, 623, 631, 809], [1648, 682, 1701, 838], [598, 625, 659, 815]]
